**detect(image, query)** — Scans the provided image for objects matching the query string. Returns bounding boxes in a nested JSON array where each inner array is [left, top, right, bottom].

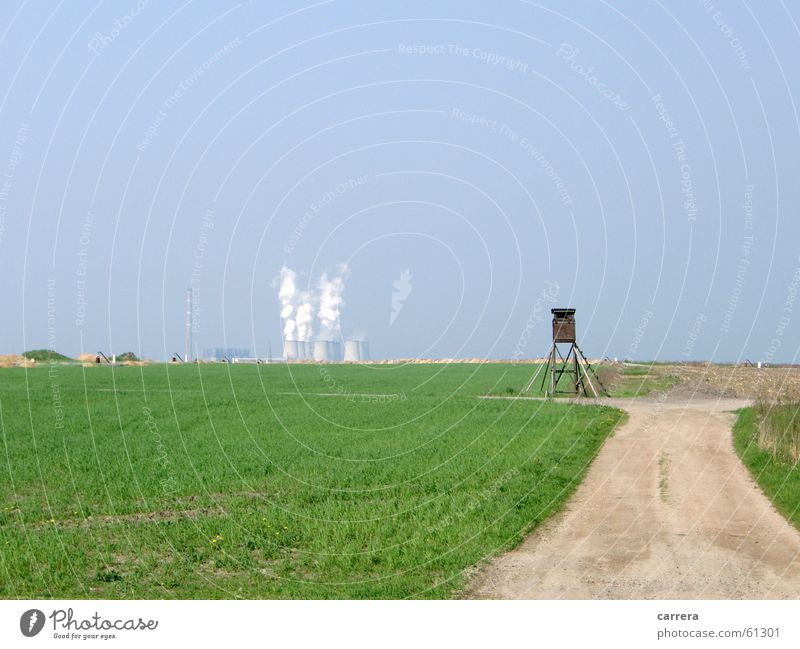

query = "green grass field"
[[0, 363, 623, 599], [605, 364, 680, 398], [734, 407, 800, 531], [486, 361, 679, 399]]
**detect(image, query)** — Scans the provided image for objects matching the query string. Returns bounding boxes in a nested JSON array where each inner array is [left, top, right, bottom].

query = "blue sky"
[[0, 0, 798, 362]]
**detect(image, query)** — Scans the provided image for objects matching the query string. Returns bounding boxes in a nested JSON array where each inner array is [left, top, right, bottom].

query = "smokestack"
[[344, 340, 361, 362], [185, 289, 192, 363], [313, 340, 330, 361], [283, 340, 299, 360]]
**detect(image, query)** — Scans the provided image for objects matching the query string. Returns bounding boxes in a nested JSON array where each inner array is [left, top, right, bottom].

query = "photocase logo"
[[390, 269, 413, 325], [20, 609, 45, 637]]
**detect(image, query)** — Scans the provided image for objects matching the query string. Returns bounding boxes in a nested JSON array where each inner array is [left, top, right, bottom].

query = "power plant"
[[281, 339, 315, 360], [343, 339, 370, 362], [312, 339, 342, 361], [204, 347, 250, 361], [177, 266, 373, 364], [283, 340, 300, 360], [344, 340, 360, 361], [276, 265, 369, 362], [282, 338, 360, 362]]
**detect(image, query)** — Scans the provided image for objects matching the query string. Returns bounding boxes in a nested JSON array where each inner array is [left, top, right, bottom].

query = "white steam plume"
[[278, 267, 298, 340], [278, 265, 346, 343], [317, 266, 347, 339], [295, 293, 315, 342]]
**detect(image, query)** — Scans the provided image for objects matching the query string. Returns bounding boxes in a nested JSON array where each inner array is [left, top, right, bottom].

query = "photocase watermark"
[[720, 184, 754, 335], [556, 43, 630, 111], [20, 609, 45, 637], [652, 94, 696, 222], [143, 406, 178, 495], [698, 0, 752, 71], [87, 0, 149, 55], [317, 366, 407, 403], [682, 312, 707, 359], [0, 122, 29, 247], [75, 210, 93, 328], [23, 607, 158, 640], [284, 175, 368, 254], [46, 279, 65, 430], [450, 107, 573, 206], [512, 281, 560, 359], [189, 207, 215, 336], [426, 467, 520, 537], [763, 254, 800, 364], [628, 309, 654, 358], [354, 392, 408, 404], [137, 38, 242, 153], [398, 43, 528, 73], [390, 269, 413, 326]]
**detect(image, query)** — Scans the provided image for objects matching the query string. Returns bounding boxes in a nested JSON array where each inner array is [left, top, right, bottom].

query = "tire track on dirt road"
[[468, 396, 800, 599]]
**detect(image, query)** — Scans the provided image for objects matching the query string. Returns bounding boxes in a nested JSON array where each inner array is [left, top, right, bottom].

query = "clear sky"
[[1, 0, 798, 362]]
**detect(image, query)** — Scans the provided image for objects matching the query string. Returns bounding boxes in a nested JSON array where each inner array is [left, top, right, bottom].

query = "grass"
[[0, 363, 623, 599], [752, 400, 800, 462], [733, 406, 800, 531], [486, 361, 679, 399], [599, 363, 680, 398]]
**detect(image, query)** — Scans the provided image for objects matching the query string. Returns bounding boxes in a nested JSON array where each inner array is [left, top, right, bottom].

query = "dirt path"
[[468, 396, 800, 599]]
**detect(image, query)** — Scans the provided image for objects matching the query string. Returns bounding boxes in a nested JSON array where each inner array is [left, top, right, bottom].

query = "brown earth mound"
[[0, 354, 35, 368]]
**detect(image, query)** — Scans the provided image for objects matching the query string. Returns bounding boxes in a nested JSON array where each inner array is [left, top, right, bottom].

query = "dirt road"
[[469, 396, 800, 599]]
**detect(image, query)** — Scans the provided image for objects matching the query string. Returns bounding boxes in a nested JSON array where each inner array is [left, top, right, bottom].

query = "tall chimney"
[[185, 288, 192, 363]]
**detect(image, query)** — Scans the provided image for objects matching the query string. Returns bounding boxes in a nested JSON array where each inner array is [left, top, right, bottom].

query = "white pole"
[[185, 289, 192, 363]]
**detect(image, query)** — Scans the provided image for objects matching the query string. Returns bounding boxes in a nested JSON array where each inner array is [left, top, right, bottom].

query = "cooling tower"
[[358, 341, 370, 361], [327, 340, 341, 361], [283, 340, 299, 360], [344, 340, 361, 362], [313, 340, 330, 361]]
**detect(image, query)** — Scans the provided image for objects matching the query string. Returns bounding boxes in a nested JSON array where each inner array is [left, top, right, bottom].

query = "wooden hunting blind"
[[523, 307, 608, 398], [551, 308, 576, 343]]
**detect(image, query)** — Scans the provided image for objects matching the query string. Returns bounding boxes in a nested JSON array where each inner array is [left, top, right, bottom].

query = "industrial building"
[[204, 347, 251, 361], [282, 338, 368, 362]]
